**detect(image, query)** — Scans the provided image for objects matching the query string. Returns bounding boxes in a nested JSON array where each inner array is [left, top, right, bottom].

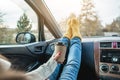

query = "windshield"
[[45, 0, 120, 37]]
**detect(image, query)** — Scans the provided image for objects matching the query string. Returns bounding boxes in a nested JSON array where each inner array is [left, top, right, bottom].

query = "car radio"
[[94, 42, 120, 80], [99, 49, 120, 79], [100, 49, 120, 64]]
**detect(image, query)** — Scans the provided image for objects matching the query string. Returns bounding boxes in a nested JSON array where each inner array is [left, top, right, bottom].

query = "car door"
[[0, 0, 61, 72]]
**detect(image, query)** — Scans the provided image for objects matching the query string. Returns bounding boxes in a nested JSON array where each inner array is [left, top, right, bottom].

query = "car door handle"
[[34, 46, 43, 52]]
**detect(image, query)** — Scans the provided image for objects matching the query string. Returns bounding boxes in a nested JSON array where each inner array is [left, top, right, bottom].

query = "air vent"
[[117, 42, 120, 48], [100, 42, 112, 48]]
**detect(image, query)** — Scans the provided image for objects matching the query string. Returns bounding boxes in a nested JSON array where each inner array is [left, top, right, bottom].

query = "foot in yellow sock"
[[63, 19, 72, 39], [70, 17, 82, 40]]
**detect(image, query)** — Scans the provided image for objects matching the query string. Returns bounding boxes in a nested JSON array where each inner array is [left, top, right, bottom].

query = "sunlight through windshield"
[[45, 0, 120, 37]]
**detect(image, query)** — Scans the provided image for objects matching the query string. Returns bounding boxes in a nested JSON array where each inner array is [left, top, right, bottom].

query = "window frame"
[[25, 0, 62, 41]]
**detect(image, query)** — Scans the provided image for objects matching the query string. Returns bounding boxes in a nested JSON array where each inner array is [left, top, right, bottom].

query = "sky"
[[0, 0, 37, 29], [0, 0, 120, 28], [45, 0, 120, 26]]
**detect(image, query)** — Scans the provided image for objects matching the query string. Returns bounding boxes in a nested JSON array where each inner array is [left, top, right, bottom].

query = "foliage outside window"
[[44, 26, 55, 40], [17, 13, 32, 33], [45, 0, 120, 37], [0, 0, 38, 44]]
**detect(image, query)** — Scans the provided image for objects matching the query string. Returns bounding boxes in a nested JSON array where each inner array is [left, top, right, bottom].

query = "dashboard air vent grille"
[[100, 42, 112, 48], [117, 42, 120, 48]]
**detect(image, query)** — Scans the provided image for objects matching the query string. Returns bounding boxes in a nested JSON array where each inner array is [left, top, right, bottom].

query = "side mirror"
[[16, 32, 36, 44]]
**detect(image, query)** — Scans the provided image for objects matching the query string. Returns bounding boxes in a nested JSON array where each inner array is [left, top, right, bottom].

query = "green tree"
[[79, 0, 103, 36], [0, 12, 4, 23], [0, 24, 14, 44], [0, 11, 16, 44], [0, 12, 7, 43], [104, 16, 120, 32], [17, 13, 32, 33]]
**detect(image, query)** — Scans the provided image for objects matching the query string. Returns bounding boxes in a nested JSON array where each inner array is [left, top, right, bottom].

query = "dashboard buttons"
[[110, 65, 119, 72], [112, 57, 118, 63], [100, 64, 109, 73], [100, 49, 120, 64]]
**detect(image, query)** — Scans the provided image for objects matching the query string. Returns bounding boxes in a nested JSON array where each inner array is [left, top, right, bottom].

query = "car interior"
[[0, 0, 120, 80]]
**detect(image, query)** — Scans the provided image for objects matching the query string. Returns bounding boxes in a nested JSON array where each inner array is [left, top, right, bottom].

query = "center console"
[[94, 42, 120, 80]]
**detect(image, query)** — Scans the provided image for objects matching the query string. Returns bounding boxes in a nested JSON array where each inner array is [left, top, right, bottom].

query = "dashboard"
[[94, 41, 120, 80], [44, 37, 120, 80], [45, 37, 120, 80]]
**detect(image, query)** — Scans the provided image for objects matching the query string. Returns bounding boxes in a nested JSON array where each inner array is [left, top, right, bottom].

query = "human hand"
[[53, 52, 64, 64]]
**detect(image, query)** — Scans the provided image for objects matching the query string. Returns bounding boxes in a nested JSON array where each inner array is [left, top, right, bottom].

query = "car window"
[[0, 0, 38, 44], [44, 0, 120, 37], [44, 26, 55, 40]]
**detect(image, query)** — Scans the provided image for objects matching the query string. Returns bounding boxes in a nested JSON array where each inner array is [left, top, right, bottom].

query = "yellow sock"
[[70, 18, 82, 40], [63, 19, 72, 39]]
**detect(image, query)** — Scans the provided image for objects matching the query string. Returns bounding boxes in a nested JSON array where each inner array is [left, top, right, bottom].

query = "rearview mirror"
[[16, 32, 36, 44]]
